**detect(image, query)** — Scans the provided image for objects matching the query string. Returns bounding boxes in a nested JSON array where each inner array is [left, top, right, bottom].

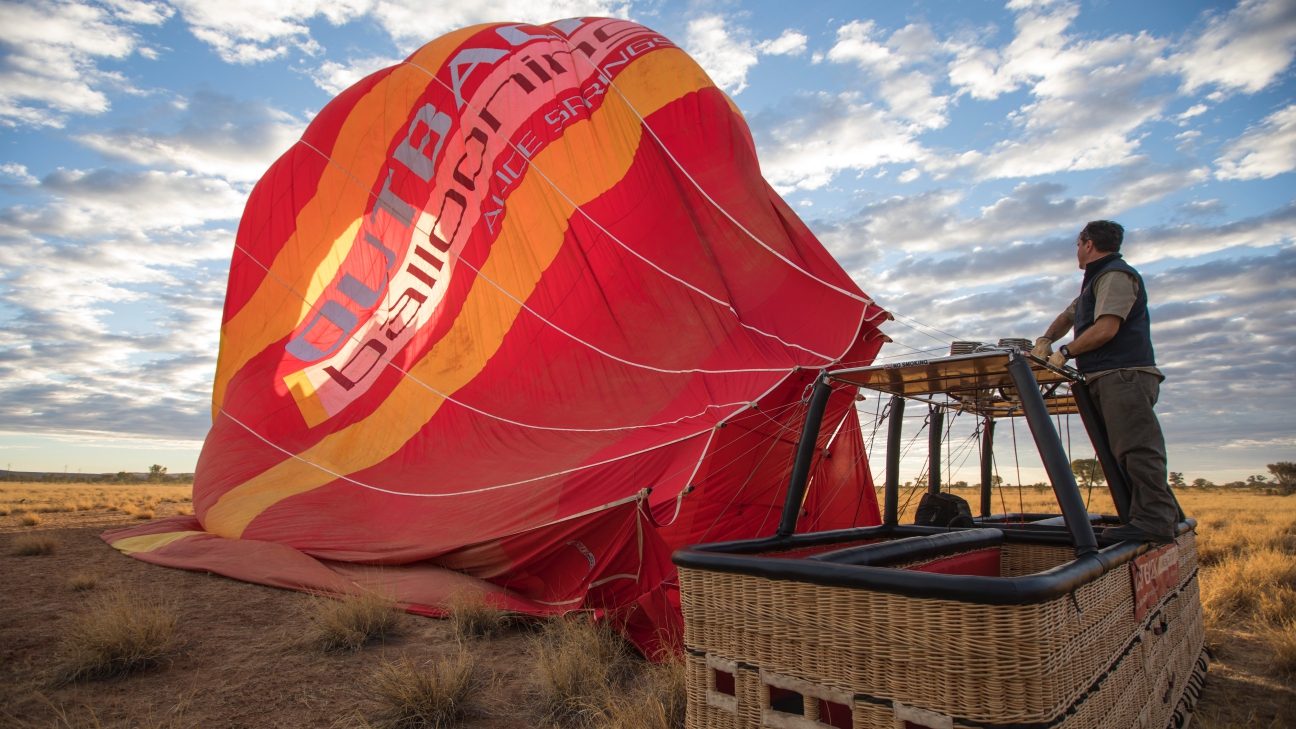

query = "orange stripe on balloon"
[[209, 25, 487, 420], [202, 48, 714, 539]]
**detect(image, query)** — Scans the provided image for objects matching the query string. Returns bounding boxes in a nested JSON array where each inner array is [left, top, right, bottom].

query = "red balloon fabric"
[[102, 17, 887, 656]]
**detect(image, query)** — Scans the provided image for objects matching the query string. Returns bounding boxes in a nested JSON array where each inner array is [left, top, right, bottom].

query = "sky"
[[0, 0, 1292, 485]]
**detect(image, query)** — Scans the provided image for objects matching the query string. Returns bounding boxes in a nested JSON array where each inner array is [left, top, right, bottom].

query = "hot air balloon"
[[103, 17, 888, 655]]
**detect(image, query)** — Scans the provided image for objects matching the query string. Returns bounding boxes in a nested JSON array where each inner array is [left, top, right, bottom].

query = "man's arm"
[[1047, 314, 1121, 365], [1031, 303, 1076, 358]]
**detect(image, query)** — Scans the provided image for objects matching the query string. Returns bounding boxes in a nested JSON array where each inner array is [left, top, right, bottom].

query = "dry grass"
[[10, 533, 59, 556], [445, 591, 509, 640], [52, 588, 180, 685], [602, 657, 686, 729], [135, 509, 156, 520], [66, 572, 98, 592], [0, 483, 191, 522], [360, 649, 477, 729], [22, 514, 43, 526], [175, 506, 192, 516], [530, 617, 637, 727], [304, 589, 401, 652]]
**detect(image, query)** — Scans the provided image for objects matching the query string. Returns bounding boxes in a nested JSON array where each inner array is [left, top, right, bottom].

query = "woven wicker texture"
[[681, 531, 1204, 729]]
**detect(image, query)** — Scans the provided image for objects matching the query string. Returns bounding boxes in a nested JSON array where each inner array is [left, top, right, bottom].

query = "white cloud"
[[0, 163, 38, 185], [0, 0, 170, 127], [75, 92, 305, 183], [751, 91, 929, 191], [1215, 103, 1296, 180], [826, 21, 949, 129], [757, 29, 807, 57], [942, 2, 1171, 180], [310, 55, 401, 95], [1173, 0, 1296, 94], [0, 168, 245, 241], [169, 0, 369, 64], [685, 16, 810, 94], [172, 0, 629, 64]]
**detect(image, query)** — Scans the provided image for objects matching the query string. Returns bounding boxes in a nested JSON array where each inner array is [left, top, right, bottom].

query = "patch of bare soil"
[[1198, 627, 1296, 727], [0, 514, 540, 728]]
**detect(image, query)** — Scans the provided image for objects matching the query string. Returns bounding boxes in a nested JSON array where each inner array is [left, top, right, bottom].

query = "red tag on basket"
[[1131, 544, 1180, 620]]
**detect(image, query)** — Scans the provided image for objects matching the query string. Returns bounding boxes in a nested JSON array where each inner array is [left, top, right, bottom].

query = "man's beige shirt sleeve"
[[1093, 271, 1139, 320]]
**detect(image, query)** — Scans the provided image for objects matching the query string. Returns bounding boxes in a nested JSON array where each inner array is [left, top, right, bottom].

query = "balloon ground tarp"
[[102, 18, 889, 658]]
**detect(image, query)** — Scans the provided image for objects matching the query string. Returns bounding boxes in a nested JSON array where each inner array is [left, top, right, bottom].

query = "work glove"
[[1031, 337, 1053, 359], [1048, 351, 1066, 368]]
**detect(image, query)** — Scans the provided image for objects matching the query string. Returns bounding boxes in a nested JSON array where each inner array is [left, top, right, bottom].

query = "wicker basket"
[[680, 531, 1204, 729]]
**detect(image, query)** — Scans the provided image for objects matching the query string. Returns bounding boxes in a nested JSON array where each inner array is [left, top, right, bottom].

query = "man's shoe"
[[1103, 524, 1175, 545]]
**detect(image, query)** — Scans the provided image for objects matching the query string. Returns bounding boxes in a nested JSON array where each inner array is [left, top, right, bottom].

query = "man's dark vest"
[[1074, 253, 1156, 373]]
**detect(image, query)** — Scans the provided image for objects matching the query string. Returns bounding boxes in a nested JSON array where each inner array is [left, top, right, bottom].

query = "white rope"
[[559, 37, 872, 307], [400, 60, 841, 363]]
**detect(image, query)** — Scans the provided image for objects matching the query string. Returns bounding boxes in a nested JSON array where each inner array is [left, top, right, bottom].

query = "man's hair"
[[1080, 220, 1124, 252]]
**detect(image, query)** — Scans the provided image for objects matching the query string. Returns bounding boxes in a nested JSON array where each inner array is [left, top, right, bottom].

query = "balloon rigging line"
[[214, 357, 809, 510], [230, 239, 760, 434], [401, 60, 845, 365], [560, 38, 873, 308]]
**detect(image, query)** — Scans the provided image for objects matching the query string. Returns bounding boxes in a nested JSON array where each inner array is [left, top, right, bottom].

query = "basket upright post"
[[928, 405, 943, 494], [884, 395, 904, 525], [777, 373, 833, 538], [1005, 353, 1098, 557], [980, 417, 995, 518]]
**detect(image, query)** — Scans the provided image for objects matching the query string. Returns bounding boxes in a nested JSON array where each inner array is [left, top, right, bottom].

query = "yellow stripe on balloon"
[[203, 49, 713, 539], [110, 530, 205, 555], [209, 25, 488, 420]]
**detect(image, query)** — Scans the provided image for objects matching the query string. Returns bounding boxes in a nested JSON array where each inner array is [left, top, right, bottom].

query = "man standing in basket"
[[1031, 220, 1179, 545]]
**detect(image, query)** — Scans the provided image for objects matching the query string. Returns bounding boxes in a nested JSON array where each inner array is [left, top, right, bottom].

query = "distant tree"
[[992, 475, 1004, 488], [1247, 474, 1268, 486], [1191, 477, 1216, 489], [1168, 472, 1186, 488], [1268, 462, 1296, 496], [147, 464, 167, 483], [1221, 481, 1247, 489], [952, 480, 969, 489], [1071, 458, 1106, 489]]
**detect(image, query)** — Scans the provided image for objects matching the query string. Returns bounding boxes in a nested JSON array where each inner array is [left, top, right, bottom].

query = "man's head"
[[1076, 220, 1123, 269]]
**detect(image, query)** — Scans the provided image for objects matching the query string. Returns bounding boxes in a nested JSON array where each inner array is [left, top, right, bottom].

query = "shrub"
[[446, 590, 509, 640], [363, 649, 477, 729], [176, 506, 192, 516], [530, 617, 634, 727], [67, 572, 98, 592], [52, 588, 180, 684], [136, 509, 156, 520], [10, 534, 58, 556], [305, 589, 400, 652], [22, 513, 42, 526]]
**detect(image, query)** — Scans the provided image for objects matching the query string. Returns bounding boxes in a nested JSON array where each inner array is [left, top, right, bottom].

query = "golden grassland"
[[3, 482, 1293, 726], [0, 482, 191, 521]]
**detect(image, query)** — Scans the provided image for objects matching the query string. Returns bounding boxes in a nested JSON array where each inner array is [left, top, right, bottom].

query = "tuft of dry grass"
[[530, 617, 635, 727], [1265, 618, 1296, 674], [304, 589, 401, 652], [445, 590, 509, 640], [602, 656, 687, 729], [175, 506, 192, 516], [66, 572, 98, 592], [10, 533, 59, 556], [52, 588, 180, 684], [135, 509, 156, 520], [22, 513, 42, 526], [361, 649, 477, 729]]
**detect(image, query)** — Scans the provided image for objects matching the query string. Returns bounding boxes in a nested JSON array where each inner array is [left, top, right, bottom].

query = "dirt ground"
[[1, 496, 1294, 727], [0, 507, 540, 729]]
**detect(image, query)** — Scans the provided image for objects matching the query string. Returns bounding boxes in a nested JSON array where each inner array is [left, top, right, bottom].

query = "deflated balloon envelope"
[[106, 17, 889, 655]]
